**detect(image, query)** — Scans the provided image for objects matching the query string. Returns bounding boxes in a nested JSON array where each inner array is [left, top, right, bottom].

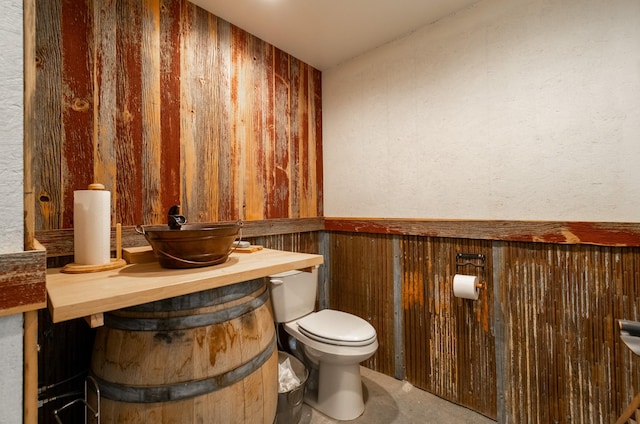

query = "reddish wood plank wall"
[[0, 250, 47, 316], [32, 0, 322, 231]]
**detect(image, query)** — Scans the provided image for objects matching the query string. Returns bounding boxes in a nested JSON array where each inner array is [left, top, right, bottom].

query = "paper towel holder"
[[455, 253, 485, 290], [61, 223, 127, 274]]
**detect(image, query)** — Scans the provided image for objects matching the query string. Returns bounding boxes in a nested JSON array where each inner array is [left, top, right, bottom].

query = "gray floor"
[[298, 367, 496, 424]]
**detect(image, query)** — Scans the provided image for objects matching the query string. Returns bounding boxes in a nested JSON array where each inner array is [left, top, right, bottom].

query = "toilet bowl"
[[269, 268, 378, 421]]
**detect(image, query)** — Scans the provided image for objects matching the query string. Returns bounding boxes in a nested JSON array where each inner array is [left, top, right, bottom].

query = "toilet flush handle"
[[270, 279, 284, 286]]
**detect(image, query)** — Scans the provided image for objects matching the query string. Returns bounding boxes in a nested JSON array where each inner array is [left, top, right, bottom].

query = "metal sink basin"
[[136, 222, 242, 269]]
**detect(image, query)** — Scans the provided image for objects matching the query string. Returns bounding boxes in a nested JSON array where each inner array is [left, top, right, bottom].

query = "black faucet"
[[167, 205, 187, 229]]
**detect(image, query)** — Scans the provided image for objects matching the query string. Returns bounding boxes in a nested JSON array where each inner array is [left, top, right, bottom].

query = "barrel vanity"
[[46, 248, 323, 423]]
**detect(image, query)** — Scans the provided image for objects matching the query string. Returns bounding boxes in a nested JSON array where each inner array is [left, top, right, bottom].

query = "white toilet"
[[269, 267, 378, 421]]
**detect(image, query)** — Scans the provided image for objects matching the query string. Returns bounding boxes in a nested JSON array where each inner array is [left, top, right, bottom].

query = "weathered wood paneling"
[[34, 0, 62, 231], [60, 0, 94, 229], [116, 0, 144, 226], [325, 218, 640, 247], [158, 0, 182, 216], [0, 250, 47, 315], [33, 0, 322, 231]]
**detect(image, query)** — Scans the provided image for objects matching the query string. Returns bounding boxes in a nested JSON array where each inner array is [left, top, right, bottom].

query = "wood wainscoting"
[[34, 218, 640, 422], [324, 219, 640, 423]]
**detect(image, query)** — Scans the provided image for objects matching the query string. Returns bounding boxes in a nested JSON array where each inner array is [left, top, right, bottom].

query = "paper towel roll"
[[74, 184, 111, 265], [453, 274, 479, 300]]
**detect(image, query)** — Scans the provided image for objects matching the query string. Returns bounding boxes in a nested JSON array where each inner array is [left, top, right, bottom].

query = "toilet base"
[[304, 362, 365, 421]]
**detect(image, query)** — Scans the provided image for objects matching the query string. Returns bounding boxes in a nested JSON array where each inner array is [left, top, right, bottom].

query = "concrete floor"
[[297, 367, 496, 424]]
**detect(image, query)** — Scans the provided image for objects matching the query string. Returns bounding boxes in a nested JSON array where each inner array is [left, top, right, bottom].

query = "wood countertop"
[[46, 248, 323, 326]]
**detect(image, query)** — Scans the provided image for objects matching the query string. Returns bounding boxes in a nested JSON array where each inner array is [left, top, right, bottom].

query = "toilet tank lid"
[[297, 309, 376, 343]]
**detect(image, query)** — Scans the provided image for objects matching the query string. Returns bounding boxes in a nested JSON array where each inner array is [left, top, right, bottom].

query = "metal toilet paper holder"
[[455, 253, 486, 290]]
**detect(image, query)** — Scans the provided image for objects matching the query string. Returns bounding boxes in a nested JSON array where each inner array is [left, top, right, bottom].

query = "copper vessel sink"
[[136, 221, 242, 269]]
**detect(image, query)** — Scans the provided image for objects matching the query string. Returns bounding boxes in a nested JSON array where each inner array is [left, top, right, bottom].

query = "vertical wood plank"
[[312, 67, 323, 217], [214, 18, 234, 221], [141, 0, 163, 223], [244, 35, 266, 221], [61, 0, 94, 228], [296, 61, 314, 218], [228, 25, 251, 221], [23, 4, 38, 420], [24, 310, 38, 424], [24, 0, 36, 250], [35, 0, 63, 231], [289, 57, 301, 218], [158, 0, 182, 219], [270, 48, 291, 219], [115, 0, 143, 224], [92, 0, 117, 212], [180, 4, 220, 222]]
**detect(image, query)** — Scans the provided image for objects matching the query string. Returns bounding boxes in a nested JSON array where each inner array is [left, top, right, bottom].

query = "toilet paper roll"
[[74, 184, 111, 265], [453, 274, 480, 300]]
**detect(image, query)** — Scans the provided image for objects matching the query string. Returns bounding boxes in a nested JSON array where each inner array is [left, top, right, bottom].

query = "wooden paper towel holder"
[[61, 223, 127, 274]]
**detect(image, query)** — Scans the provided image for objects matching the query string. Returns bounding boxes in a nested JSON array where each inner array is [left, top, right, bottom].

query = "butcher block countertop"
[[46, 248, 323, 326]]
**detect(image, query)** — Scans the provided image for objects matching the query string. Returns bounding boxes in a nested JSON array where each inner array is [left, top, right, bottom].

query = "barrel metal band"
[[104, 288, 269, 331], [123, 278, 265, 312], [93, 335, 276, 403]]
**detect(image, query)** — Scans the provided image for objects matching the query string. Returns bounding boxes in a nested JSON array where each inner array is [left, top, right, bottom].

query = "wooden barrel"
[[90, 278, 277, 423]]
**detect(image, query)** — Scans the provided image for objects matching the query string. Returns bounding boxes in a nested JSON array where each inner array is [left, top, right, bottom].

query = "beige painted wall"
[[322, 0, 640, 221]]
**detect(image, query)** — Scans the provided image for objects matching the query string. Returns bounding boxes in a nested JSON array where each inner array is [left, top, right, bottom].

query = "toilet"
[[269, 266, 378, 421]]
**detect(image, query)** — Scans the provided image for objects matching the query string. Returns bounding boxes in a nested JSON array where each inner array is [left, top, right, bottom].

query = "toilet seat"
[[297, 310, 377, 347]]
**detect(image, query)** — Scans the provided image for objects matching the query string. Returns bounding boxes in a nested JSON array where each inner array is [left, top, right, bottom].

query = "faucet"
[[167, 205, 187, 229]]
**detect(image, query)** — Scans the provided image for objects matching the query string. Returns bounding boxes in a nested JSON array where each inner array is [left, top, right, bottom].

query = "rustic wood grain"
[[61, 0, 95, 228], [181, 4, 217, 222], [141, 0, 163, 224], [91, 282, 277, 422], [93, 0, 117, 209], [34, 0, 63, 232], [271, 48, 292, 219], [33, 0, 323, 231], [248, 35, 269, 221], [46, 248, 323, 323], [325, 218, 640, 247], [312, 67, 323, 217], [35, 217, 324, 258], [214, 18, 234, 220], [115, 0, 144, 225], [0, 250, 47, 315], [159, 0, 182, 214]]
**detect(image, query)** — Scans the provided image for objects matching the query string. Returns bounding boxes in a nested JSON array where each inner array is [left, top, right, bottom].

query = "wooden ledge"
[[47, 248, 323, 325], [324, 218, 640, 247], [0, 242, 47, 316]]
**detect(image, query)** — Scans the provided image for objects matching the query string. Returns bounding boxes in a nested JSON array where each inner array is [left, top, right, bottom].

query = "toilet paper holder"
[[455, 253, 486, 290]]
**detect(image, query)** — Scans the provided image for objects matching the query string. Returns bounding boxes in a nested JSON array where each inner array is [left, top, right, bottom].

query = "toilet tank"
[[268, 266, 318, 323]]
